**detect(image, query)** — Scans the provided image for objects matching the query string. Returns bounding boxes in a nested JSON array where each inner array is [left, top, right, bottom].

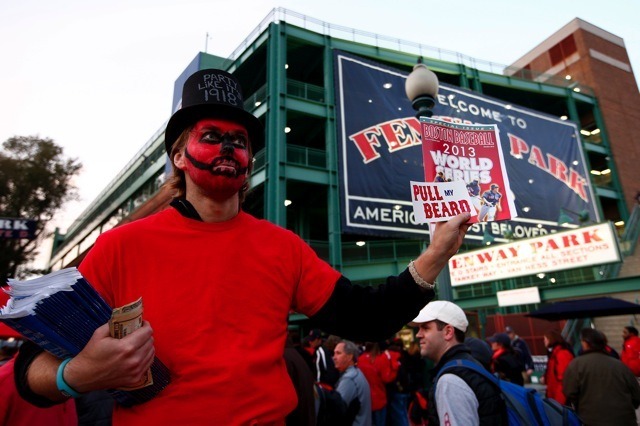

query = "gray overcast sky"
[[1, 0, 638, 262]]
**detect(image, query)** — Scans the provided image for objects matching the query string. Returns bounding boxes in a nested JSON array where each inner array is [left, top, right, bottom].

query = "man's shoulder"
[[97, 209, 170, 239], [344, 366, 363, 379], [572, 351, 611, 367], [436, 353, 496, 389], [437, 373, 477, 397], [347, 367, 369, 383], [242, 212, 302, 239]]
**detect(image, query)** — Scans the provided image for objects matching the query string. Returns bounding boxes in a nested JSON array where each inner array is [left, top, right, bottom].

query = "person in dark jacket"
[[564, 328, 640, 425], [505, 326, 534, 382], [488, 333, 524, 386], [284, 334, 317, 426], [413, 301, 506, 425], [464, 337, 493, 371]]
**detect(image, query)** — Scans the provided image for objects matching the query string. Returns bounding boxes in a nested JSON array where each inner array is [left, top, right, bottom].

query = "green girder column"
[[566, 91, 603, 222], [324, 38, 343, 270], [591, 97, 629, 219], [265, 23, 288, 226]]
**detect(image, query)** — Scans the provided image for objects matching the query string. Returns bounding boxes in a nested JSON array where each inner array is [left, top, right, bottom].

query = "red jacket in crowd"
[[545, 344, 574, 405], [359, 350, 400, 410], [0, 357, 77, 426], [622, 334, 640, 376]]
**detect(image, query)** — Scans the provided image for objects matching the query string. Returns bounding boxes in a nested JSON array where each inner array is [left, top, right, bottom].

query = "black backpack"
[[315, 385, 361, 426]]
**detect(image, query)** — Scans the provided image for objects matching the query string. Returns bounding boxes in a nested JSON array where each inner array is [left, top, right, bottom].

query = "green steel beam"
[[456, 275, 640, 311], [583, 142, 608, 154], [591, 97, 629, 219], [324, 36, 343, 269], [565, 88, 580, 123], [265, 23, 288, 226], [342, 260, 406, 281], [284, 165, 330, 185], [596, 187, 621, 199], [284, 97, 327, 117], [458, 64, 470, 89], [540, 275, 640, 299], [457, 296, 499, 310], [469, 66, 483, 93], [565, 89, 606, 221], [284, 25, 326, 46], [249, 169, 266, 187]]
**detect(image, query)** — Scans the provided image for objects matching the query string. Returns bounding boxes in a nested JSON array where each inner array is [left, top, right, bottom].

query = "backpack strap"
[[435, 359, 499, 386], [432, 360, 501, 422], [435, 359, 546, 426]]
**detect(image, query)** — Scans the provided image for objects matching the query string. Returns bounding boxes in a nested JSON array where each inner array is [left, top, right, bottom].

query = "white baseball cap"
[[412, 301, 469, 332]]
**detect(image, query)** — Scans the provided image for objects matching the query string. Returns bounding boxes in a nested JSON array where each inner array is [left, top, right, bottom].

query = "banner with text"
[[334, 51, 599, 242], [448, 222, 620, 286], [0, 217, 37, 240]]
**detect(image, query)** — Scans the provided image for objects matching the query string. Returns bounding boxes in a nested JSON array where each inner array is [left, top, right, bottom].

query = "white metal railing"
[[228, 7, 587, 92]]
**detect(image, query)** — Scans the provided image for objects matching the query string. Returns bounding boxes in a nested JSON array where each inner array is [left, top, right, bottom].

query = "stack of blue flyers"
[[0, 267, 170, 407]]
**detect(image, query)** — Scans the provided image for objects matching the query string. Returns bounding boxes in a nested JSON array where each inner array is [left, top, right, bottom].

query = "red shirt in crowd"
[[544, 345, 573, 405], [621, 334, 640, 376], [0, 357, 77, 426], [359, 350, 400, 410]]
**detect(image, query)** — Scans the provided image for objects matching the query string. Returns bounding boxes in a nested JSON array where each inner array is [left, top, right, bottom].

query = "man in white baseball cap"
[[413, 301, 505, 425]]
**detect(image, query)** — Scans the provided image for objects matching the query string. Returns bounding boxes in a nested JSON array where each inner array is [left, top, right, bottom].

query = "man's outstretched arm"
[[311, 212, 470, 341]]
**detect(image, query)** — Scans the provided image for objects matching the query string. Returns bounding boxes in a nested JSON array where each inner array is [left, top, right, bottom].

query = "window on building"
[[549, 35, 577, 66]]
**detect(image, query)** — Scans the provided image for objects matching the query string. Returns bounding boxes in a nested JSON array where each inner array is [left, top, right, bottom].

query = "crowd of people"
[[289, 314, 640, 426], [291, 329, 425, 426]]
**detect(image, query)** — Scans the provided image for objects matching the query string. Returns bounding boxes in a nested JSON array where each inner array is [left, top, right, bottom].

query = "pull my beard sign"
[[411, 181, 475, 223]]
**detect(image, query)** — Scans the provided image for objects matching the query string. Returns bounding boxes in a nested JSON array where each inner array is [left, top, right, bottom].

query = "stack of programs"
[[0, 268, 170, 406]]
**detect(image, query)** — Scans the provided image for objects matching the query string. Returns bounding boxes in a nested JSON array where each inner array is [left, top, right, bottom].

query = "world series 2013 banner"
[[334, 51, 599, 242]]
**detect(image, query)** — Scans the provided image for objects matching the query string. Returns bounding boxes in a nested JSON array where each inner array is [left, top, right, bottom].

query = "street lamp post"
[[405, 59, 439, 118], [405, 59, 454, 301]]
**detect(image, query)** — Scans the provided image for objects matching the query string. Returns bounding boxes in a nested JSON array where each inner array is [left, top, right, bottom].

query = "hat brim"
[[412, 311, 437, 324], [164, 104, 264, 156]]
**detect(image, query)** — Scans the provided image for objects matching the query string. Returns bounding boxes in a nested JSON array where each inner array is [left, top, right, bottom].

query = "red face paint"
[[182, 118, 250, 200]]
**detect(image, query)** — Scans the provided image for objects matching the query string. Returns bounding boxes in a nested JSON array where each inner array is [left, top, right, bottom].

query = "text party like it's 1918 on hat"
[[164, 69, 264, 156]]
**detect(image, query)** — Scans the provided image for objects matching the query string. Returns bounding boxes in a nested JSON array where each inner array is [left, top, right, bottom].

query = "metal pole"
[[438, 263, 453, 301]]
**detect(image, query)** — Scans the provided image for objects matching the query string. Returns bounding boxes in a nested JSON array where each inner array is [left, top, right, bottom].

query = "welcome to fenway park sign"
[[333, 51, 599, 243]]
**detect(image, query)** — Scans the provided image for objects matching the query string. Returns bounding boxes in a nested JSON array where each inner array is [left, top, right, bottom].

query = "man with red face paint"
[[14, 69, 470, 425]]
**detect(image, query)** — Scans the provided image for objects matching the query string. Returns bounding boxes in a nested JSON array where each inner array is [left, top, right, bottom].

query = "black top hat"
[[164, 69, 264, 156]]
